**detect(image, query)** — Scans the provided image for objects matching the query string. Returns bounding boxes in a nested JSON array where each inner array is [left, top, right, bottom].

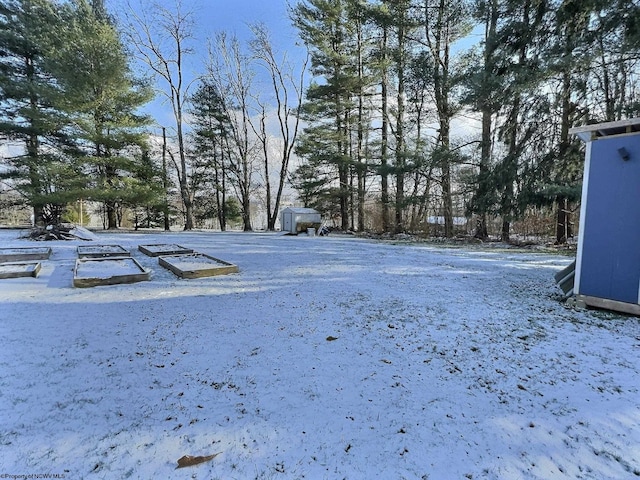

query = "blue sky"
[[192, 0, 297, 43]]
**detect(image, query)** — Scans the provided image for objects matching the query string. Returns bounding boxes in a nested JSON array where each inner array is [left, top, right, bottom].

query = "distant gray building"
[[280, 207, 322, 235]]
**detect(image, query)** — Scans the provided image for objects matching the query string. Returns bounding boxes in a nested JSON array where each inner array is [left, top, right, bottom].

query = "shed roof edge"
[[570, 117, 640, 142]]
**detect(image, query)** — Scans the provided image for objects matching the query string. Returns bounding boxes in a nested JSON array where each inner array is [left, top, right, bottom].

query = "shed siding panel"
[[579, 135, 640, 304]]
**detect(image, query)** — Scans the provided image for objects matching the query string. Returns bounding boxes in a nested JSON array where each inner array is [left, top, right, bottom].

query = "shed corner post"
[[573, 139, 593, 296]]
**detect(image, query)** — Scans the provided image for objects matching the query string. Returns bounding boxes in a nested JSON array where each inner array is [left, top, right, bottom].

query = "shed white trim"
[[569, 117, 640, 142], [573, 141, 592, 296]]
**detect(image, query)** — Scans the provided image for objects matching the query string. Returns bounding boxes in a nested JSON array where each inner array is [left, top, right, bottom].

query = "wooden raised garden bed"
[[159, 253, 238, 279], [77, 244, 130, 258], [138, 244, 194, 257], [73, 257, 150, 288], [0, 247, 51, 263], [0, 262, 42, 279]]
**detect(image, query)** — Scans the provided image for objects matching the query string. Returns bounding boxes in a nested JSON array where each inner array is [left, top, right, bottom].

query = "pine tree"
[[368, 3, 393, 231], [189, 80, 232, 230], [461, 0, 502, 239], [387, 0, 414, 233], [423, 0, 471, 237], [293, 0, 360, 231], [0, 0, 73, 224], [128, 148, 167, 229], [48, 0, 153, 229]]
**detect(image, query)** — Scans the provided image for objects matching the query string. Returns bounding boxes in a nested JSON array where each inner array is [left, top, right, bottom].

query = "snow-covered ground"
[[1, 230, 639, 479]]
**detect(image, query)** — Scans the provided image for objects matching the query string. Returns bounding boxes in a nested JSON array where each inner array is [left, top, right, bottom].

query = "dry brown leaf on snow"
[[176, 452, 221, 469]]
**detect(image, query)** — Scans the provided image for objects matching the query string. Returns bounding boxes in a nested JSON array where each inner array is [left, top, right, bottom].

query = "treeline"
[[291, 0, 640, 241], [0, 0, 159, 229], [1, 0, 640, 238], [0, 0, 304, 230]]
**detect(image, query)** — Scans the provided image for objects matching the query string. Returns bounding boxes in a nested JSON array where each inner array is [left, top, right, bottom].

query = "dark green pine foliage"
[[288, 162, 335, 213], [423, 0, 471, 237], [461, 0, 503, 239], [588, 0, 640, 121], [386, 0, 415, 233], [462, 0, 554, 241], [490, 0, 552, 241], [189, 80, 233, 231], [293, 0, 360, 231], [48, 0, 154, 229], [128, 148, 167, 229], [0, 0, 77, 224], [525, 0, 591, 243]]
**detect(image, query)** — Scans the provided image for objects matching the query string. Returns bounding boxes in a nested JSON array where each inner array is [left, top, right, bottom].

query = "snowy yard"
[[0, 230, 639, 479]]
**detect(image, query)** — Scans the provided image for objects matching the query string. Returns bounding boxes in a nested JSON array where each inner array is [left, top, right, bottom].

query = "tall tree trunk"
[[556, 69, 572, 243], [242, 152, 252, 231], [500, 0, 532, 243], [162, 127, 170, 231], [176, 105, 194, 231], [380, 24, 390, 232], [106, 200, 118, 229], [259, 106, 273, 229], [476, 108, 491, 239], [356, 7, 366, 232], [430, 0, 454, 237], [501, 100, 520, 243], [337, 90, 350, 231], [475, 0, 498, 239], [25, 55, 44, 226], [441, 122, 453, 238], [395, 6, 406, 233], [215, 143, 225, 231]]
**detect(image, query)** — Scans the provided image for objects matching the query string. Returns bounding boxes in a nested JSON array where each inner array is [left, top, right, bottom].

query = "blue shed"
[[569, 118, 640, 316]]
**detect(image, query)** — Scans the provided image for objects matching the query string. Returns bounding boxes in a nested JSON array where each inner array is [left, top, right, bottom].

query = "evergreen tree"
[[387, 0, 414, 233], [293, 0, 360, 231], [461, 0, 502, 239], [49, 0, 153, 229], [423, 0, 471, 237], [368, 2, 393, 231], [588, 0, 640, 121], [189, 79, 232, 231], [128, 148, 166, 229], [0, 0, 74, 224], [540, 0, 591, 243]]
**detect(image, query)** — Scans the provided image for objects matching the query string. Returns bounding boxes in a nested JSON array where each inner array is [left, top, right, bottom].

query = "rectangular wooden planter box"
[[159, 253, 238, 279], [0, 262, 42, 279], [77, 244, 130, 258], [74, 257, 150, 288], [0, 247, 51, 263], [138, 244, 194, 257]]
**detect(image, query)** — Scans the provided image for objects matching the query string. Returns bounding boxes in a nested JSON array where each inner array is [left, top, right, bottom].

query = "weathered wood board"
[[0, 262, 42, 279], [74, 257, 150, 288], [77, 244, 130, 258], [159, 253, 238, 279], [0, 247, 51, 263], [138, 244, 194, 257], [576, 294, 640, 317]]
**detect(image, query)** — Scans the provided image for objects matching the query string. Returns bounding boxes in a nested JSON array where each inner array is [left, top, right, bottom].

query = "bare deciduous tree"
[[125, 0, 195, 230], [248, 23, 308, 231], [206, 32, 256, 231]]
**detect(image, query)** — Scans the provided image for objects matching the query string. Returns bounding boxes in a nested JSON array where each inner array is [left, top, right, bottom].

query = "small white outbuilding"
[[280, 207, 322, 235]]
